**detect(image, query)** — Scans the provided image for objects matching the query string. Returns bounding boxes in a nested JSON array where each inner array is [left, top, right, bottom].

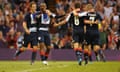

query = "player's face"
[[82, 5, 87, 11], [31, 4, 37, 13], [40, 4, 47, 13]]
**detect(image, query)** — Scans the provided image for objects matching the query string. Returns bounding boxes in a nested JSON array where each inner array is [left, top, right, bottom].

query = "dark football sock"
[[98, 49, 106, 62], [88, 52, 92, 62], [39, 51, 45, 61], [75, 50, 83, 65], [84, 53, 88, 65], [89, 55, 92, 62], [14, 50, 23, 57], [31, 52, 37, 62], [44, 48, 50, 60], [95, 51, 100, 61]]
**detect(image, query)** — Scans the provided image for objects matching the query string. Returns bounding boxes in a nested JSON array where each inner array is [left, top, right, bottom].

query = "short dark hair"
[[40, 3, 47, 8], [74, 2, 81, 9]]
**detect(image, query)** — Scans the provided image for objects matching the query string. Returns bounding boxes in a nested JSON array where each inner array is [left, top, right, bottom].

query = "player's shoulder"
[[78, 11, 88, 17], [80, 11, 88, 14]]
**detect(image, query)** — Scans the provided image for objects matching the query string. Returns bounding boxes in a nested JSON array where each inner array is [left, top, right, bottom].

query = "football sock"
[[45, 48, 50, 60], [74, 48, 83, 65], [40, 51, 46, 61], [95, 51, 100, 61], [31, 51, 37, 62], [98, 49, 106, 62], [14, 50, 23, 57], [84, 49, 89, 65], [88, 51, 92, 62]]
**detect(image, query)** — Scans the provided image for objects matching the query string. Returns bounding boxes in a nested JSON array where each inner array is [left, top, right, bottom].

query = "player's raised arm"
[[53, 13, 71, 27], [78, 11, 87, 17], [53, 20, 66, 27], [44, 9, 65, 27], [73, 9, 87, 17]]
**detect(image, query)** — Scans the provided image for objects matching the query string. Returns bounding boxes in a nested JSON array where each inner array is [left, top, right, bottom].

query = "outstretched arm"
[[84, 20, 99, 24], [73, 8, 87, 17], [53, 13, 71, 27], [53, 20, 67, 27]]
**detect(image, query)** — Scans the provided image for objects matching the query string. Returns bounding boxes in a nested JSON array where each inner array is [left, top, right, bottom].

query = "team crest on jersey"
[[38, 36, 41, 40], [31, 14, 37, 24], [41, 14, 50, 24]]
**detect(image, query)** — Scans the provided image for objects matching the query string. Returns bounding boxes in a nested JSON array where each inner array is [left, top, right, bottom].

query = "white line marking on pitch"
[[15, 64, 69, 72]]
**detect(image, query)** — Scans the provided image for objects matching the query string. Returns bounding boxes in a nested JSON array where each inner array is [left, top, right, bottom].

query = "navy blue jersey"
[[85, 12, 102, 30], [23, 12, 38, 47], [37, 13, 55, 31], [67, 12, 86, 30], [54, 14, 68, 30], [66, 12, 86, 43], [24, 12, 37, 32]]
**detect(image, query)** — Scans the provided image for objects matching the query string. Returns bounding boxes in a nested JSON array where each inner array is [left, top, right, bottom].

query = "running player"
[[14, 2, 38, 65], [13, 32, 24, 60]]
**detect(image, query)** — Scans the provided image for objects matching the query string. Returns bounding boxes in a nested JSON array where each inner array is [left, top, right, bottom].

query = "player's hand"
[[53, 22, 59, 27], [54, 22, 58, 25], [36, 14, 41, 18], [94, 20, 99, 24], [25, 29, 30, 34], [46, 10, 52, 16]]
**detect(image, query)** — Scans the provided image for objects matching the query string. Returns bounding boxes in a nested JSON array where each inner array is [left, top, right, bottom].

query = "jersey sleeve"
[[65, 13, 72, 22], [78, 12, 87, 17], [50, 13, 56, 18]]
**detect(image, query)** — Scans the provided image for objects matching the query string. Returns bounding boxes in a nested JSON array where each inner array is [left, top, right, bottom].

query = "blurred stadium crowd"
[[0, 0, 119, 50]]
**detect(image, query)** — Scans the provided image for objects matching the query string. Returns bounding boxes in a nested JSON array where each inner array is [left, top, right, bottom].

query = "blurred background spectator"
[[0, 0, 119, 50], [0, 31, 7, 48]]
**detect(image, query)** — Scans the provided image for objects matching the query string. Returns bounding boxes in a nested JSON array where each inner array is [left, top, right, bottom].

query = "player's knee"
[[73, 42, 79, 48], [32, 46, 38, 52], [20, 48, 25, 52], [39, 43, 46, 49], [84, 48, 89, 54], [32, 49, 37, 52], [88, 51, 92, 56], [46, 45, 52, 49], [93, 45, 100, 51], [74, 47, 82, 52]]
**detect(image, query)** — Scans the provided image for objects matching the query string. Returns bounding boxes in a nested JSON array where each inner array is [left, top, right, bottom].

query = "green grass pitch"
[[0, 61, 120, 72]]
